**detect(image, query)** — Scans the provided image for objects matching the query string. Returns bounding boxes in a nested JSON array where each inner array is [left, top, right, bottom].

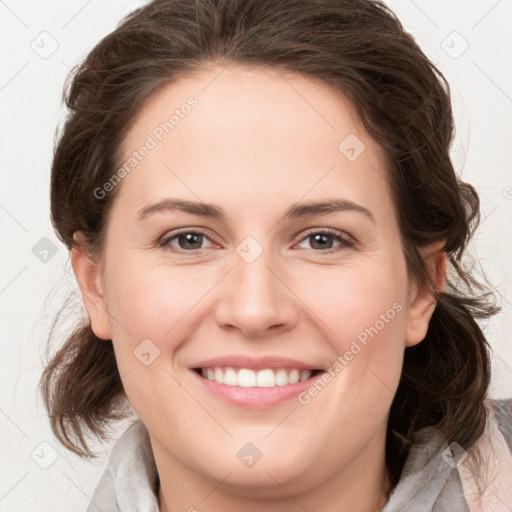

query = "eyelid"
[[293, 227, 356, 251], [158, 227, 218, 251], [158, 226, 356, 253]]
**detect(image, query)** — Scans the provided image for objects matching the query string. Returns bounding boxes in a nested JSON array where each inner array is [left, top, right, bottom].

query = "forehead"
[[115, 64, 393, 221], [122, 64, 370, 156]]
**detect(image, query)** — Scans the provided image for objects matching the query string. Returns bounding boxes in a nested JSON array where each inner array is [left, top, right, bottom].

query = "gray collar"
[[86, 419, 471, 512]]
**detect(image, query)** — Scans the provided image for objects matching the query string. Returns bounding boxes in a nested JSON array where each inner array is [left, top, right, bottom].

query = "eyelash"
[[298, 227, 355, 254], [158, 227, 355, 255]]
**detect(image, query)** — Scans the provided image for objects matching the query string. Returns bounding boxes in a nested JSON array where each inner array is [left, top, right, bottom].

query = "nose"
[[214, 246, 299, 339]]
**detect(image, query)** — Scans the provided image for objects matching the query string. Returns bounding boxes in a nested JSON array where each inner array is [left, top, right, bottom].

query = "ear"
[[404, 241, 446, 347], [70, 232, 112, 340]]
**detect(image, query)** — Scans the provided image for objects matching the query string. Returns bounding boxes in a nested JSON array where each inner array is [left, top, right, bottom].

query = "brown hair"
[[41, 0, 497, 487]]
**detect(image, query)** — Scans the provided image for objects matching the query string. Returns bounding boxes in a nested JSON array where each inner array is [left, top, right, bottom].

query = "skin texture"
[[72, 64, 445, 511]]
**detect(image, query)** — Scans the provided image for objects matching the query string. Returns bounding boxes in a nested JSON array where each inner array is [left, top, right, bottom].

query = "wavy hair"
[[40, 0, 498, 487]]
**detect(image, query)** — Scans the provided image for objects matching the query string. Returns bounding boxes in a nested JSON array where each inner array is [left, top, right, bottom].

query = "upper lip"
[[192, 355, 323, 371]]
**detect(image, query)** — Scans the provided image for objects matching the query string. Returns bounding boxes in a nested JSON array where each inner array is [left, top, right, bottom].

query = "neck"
[[158, 473, 389, 512], [154, 429, 391, 512]]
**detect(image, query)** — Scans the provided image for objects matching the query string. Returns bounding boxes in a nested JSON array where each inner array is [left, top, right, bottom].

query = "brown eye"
[[174, 232, 204, 250], [297, 229, 355, 253], [159, 229, 216, 252], [308, 233, 336, 250]]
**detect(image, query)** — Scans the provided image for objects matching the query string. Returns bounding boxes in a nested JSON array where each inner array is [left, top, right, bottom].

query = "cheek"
[[104, 257, 205, 339], [294, 259, 408, 398], [297, 259, 407, 344], [102, 260, 200, 424]]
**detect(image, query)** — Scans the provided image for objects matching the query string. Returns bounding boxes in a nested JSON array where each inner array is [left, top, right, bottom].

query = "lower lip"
[[190, 370, 324, 408]]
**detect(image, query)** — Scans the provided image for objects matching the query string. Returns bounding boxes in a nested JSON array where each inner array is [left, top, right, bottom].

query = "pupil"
[[311, 233, 332, 250], [179, 233, 202, 250]]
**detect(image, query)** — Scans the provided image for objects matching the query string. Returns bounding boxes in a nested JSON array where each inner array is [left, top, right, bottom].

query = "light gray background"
[[1, 0, 511, 510]]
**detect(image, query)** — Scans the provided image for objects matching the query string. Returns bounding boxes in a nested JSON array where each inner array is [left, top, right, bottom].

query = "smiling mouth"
[[193, 367, 322, 388]]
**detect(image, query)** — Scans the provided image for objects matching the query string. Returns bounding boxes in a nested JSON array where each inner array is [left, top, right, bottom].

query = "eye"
[[159, 228, 217, 252], [295, 228, 355, 253], [158, 227, 354, 254]]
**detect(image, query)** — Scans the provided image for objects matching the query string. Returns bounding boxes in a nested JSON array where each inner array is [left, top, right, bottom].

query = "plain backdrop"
[[1, 0, 511, 510]]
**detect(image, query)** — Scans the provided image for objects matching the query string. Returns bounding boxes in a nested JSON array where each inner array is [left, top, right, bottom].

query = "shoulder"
[[456, 398, 512, 511], [488, 398, 512, 452], [87, 420, 159, 512], [381, 398, 512, 511]]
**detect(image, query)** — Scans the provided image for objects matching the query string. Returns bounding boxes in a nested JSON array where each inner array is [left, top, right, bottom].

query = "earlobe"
[[404, 242, 446, 347], [70, 232, 112, 340]]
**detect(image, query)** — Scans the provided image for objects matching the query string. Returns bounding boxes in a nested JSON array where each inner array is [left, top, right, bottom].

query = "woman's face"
[[76, 65, 438, 503]]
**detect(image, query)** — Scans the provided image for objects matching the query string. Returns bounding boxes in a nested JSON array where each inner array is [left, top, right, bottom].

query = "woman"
[[41, 0, 512, 510]]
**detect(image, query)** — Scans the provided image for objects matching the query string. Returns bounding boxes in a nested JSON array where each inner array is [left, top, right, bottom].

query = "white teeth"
[[288, 369, 300, 384], [300, 370, 311, 382], [199, 367, 314, 387], [238, 369, 256, 387], [275, 369, 289, 386], [214, 367, 224, 384], [223, 367, 238, 386], [256, 369, 275, 387]]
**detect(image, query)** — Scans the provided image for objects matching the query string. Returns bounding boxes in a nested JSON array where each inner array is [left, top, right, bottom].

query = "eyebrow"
[[136, 198, 375, 223]]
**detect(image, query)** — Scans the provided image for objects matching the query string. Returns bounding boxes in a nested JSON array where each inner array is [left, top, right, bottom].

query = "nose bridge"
[[214, 236, 298, 337]]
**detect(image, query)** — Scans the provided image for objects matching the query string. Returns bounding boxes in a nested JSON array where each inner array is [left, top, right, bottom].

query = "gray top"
[[86, 399, 512, 512]]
